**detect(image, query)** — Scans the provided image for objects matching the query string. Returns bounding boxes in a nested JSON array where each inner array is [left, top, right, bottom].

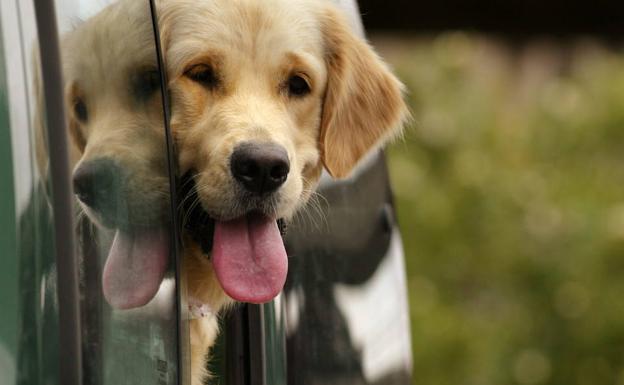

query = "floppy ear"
[[319, 7, 408, 178]]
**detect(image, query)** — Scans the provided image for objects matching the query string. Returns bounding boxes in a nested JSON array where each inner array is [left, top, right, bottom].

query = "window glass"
[[53, 1, 182, 384]]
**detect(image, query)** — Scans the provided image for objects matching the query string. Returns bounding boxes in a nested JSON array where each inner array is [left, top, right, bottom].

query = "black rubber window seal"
[[148, 1, 187, 384]]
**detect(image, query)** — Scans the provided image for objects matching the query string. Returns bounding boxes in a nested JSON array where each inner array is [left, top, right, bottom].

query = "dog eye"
[[132, 69, 161, 101], [73, 98, 88, 122], [185, 64, 219, 89], [287, 75, 311, 97]]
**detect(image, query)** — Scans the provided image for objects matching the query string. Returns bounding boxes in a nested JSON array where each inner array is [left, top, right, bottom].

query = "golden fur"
[[62, 0, 406, 384]]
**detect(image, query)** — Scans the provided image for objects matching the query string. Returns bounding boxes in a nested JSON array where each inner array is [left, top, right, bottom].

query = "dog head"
[[159, 0, 407, 303], [62, 0, 171, 309]]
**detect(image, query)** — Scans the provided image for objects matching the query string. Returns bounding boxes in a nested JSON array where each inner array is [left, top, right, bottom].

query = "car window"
[[52, 1, 184, 384]]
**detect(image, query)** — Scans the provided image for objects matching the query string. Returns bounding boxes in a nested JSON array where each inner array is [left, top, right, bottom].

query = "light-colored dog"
[[158, 0, 407, 383]]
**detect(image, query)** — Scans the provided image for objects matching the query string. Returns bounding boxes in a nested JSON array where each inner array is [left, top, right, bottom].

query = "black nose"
[[72, 158, 121, 210], [230, 142, 290, 195]]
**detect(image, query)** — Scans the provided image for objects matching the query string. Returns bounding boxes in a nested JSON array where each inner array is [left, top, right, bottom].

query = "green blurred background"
[[374, 33, 624, 385]]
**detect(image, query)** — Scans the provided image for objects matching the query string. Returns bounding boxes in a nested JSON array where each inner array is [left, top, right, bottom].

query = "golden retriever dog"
[[157, 0, 407, 382]]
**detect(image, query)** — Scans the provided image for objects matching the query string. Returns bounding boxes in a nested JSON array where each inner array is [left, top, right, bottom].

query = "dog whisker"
[[177, 171, 206, 212], [181, 196, 203, 229], [296, 187, 329, 233]]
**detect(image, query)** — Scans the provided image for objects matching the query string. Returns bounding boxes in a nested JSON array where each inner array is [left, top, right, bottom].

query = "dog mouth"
[[180, 171, 289, 303]]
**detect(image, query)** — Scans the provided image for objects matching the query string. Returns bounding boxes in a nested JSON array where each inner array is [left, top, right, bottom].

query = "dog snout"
[[230, 142, 290, 195], [73, 158, 122, 211]]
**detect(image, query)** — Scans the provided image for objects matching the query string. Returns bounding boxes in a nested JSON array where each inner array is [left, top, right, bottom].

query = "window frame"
[[32, 1, 82, 384]]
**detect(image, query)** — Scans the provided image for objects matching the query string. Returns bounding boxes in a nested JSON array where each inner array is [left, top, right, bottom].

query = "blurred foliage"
[[374, 33, 624, 385]]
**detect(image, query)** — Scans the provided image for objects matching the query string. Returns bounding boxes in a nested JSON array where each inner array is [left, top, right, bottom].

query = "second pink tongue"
[[212, 213, 288, 303]]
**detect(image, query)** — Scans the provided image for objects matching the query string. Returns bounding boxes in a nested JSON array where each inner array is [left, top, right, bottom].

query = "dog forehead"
[[164, 0, 324, 73]]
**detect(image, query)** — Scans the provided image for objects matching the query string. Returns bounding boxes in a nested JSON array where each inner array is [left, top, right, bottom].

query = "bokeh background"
[[360, 1, 624, 384]]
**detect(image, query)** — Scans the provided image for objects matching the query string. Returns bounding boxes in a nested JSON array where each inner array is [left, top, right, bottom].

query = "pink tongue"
[[102, 228, 169, 309], [212, 213, 288, 303]]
